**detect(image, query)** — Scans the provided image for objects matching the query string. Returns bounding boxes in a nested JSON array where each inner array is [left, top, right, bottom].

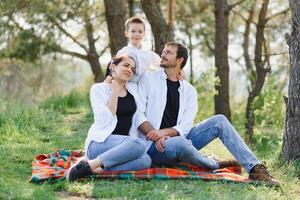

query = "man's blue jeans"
[[87, 135, 151, 171], [147, 114, 259, 172]]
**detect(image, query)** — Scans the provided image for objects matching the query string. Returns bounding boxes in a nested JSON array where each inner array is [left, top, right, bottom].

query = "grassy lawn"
[[0, 91, 299, 200]]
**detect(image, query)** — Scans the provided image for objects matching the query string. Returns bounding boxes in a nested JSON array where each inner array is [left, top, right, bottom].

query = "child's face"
[[125, 23, 145, 47]]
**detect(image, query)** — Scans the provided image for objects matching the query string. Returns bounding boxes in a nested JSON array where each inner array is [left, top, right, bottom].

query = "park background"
[[0, 0, 299, 199]]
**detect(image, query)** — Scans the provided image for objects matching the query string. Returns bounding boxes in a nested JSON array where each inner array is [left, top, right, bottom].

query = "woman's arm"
[[106, 80, 122, 115]]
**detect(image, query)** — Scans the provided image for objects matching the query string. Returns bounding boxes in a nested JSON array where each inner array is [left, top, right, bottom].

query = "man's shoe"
[[64, 160, 92, 182], [248, 164, 280, 186], [218, 159, 241, 168]]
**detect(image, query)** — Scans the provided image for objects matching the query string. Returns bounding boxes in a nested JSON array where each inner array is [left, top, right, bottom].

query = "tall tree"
[[214, 0, 231, 121], [0, 0, 108, 82], [128, 0, 135, 17], [140, 0, 173, 54], [214, 0, 247, 121], [244, 0, 270, 142], [281, 0, 300, 163], [238, 0, 289, 142], [104, 0, 127, 56]]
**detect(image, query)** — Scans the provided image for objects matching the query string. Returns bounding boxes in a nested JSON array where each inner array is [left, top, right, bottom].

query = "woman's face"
[[112, 57, 136, 82]]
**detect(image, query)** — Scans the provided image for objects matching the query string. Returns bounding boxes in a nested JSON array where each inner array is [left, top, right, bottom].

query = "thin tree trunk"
[[214, 0, 231, 121], [141, 0, 173, 54], [128, 0, 135, 17], [187, 29, 194, 85], [104, 0, 127, 56], [245, 0, 270, 142], [281, 0, 300, 162], [84, 11, 105, 82]]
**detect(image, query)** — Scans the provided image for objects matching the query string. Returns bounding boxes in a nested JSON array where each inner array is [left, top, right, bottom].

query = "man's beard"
[[160, 63, 176, 69], [160, 63, 167, 68]]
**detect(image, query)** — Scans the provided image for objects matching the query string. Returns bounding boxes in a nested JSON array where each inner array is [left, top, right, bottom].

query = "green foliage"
[[40, 90, 88, 114], [0, 90, 90, 199], [294, 159, 300, 178], [250, 76, 285, 157], [1, 29, 60, 62], [194, 67, 219, 121], [0, 89, 299, 199]]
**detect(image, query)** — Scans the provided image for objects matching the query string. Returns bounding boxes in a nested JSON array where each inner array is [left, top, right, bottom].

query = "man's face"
[[160, 45, 178, 69]]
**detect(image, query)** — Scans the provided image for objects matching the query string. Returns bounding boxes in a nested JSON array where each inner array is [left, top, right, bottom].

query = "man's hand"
[[157, 128, 179, 138], [146, 130, 162, 142], [155, 136, 169, 152]]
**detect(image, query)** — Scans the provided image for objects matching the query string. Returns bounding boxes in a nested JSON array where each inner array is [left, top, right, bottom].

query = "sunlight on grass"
[[0, 89, 299, 200]]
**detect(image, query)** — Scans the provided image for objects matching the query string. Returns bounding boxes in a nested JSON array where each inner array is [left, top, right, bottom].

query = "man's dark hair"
[[165, 41, 188, 69]]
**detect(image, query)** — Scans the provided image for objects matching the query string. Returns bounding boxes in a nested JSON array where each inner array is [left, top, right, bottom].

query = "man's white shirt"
[[138, 70, 198, 149]]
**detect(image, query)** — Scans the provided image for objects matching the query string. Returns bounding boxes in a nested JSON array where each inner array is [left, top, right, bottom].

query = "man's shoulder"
[[181, 80, 197, 93]]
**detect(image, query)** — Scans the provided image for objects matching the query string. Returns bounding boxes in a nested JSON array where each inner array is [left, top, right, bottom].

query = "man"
[[138, 41, 279, 186]]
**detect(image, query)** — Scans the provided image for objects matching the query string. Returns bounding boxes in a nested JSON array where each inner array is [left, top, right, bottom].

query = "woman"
[[65, 55, 151, 182]]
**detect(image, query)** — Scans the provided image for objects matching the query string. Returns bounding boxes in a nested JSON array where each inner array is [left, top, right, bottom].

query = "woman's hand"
[[110, 79, 122, 95], [106, 79, 122, 115]]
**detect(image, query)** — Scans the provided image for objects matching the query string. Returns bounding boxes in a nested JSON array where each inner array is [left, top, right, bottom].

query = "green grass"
[[0, 90, 299, 200]]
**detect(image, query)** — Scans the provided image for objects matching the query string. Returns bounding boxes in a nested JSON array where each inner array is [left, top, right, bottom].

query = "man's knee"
[[166, 137, 192, 151], [212, 114, 230, 127]]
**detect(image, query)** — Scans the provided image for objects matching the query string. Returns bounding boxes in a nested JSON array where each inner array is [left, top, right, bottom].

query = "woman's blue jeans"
[[87, 135, 151, 171]]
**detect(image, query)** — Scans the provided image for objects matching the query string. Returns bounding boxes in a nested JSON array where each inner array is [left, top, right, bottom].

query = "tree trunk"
[[245, 0, 270, 142], [140, 0, 173, 54], [281, 0, 300, 162], [214, 0, 231, 121], [128, 0, 135, 17], [84, 11, 105, 82], [187, 29, 194, 85], [104, 0, 127, 56]]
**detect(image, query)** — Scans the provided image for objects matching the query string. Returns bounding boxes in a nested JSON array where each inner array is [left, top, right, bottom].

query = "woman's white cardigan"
[[84, 82, 147, 154]]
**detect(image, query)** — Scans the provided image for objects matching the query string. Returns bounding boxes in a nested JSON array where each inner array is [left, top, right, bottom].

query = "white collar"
[[161, 70, 184, 88], [128, 43, 145, 50]]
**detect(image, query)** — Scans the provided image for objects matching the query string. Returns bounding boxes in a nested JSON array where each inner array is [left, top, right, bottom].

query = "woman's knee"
[[141, 154, 152, 169], [127, 137, 147, 154]]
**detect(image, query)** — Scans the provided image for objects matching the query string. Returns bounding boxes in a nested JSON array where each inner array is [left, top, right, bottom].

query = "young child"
[[117, 16, 161, 83]]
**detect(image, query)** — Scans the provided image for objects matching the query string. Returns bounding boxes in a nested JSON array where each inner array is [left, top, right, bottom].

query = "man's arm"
[[157, 128, 179, 137], [138, 121, 162, 142]]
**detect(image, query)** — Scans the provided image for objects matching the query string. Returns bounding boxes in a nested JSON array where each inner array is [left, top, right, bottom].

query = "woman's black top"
[[111, 91, 137, 135]]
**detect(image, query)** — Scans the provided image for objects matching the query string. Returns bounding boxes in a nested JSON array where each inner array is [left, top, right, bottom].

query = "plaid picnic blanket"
[[30, 149, 252, 184]]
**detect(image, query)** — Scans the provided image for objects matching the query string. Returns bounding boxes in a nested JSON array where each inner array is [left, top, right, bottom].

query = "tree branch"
[[228, 0, 247, 11], [232, 9, 247, 22], [266, 8, 290, 22], [98, 44, 110, 57], [52, 19, 89, 53], [57, 49, 88, 60]]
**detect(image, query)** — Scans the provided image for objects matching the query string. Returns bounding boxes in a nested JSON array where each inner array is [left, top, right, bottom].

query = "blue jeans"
[[87, 135, 151, 171], [148, 114, 259, 172]]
